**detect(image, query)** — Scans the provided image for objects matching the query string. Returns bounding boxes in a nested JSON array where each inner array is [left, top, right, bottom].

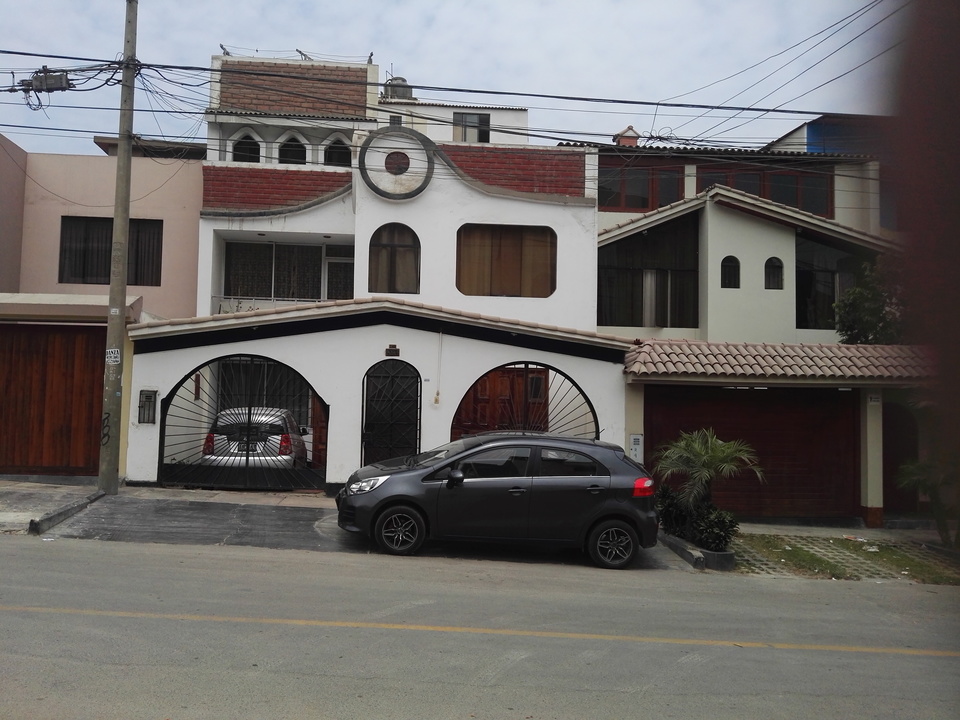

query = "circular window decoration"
[[384, 151, 410, 176], [359, 127, 435, 200]]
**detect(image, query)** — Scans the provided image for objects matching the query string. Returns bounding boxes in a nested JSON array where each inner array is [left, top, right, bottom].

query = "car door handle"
[[508, 487, 527, 496], [585, 485, 605, 494]]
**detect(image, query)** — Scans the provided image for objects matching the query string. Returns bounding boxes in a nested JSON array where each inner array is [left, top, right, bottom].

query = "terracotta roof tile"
[[624, 340, 935, 384]]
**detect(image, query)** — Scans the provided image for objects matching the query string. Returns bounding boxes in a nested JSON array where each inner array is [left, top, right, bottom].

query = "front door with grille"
[[362, 360, 421, 465]]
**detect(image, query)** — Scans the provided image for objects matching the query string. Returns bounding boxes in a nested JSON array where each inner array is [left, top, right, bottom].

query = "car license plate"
[[237, 442, 255, 453]]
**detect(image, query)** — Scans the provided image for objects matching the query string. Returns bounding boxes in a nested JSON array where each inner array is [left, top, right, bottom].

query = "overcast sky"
[[1, 0, 908, 155]]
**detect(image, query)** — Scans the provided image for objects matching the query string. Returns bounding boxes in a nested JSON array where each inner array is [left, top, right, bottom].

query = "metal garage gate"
[[644, 384, 859, 518]]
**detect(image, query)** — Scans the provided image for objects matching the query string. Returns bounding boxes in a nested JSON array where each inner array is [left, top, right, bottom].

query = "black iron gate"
[[362, 359, 421, 465], [159, 354, 326, 490]]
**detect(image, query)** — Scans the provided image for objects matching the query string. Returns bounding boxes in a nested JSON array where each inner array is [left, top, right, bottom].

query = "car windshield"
[[405, 438, 476, 467]]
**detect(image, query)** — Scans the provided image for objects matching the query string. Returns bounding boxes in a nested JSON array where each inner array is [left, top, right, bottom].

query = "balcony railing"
[[213, 296, 324, 315]]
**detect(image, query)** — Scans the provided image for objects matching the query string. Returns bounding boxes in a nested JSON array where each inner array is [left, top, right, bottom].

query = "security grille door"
[[160, 355, 326, 490], [362, 360, 421, 465]]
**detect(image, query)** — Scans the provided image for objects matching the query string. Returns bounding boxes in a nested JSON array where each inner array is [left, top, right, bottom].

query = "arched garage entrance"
[[451, 362, 599, 440], [159, 354, 327, 490]]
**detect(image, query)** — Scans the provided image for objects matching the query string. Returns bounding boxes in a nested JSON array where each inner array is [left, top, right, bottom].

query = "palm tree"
[[654, 428, 764, 510]]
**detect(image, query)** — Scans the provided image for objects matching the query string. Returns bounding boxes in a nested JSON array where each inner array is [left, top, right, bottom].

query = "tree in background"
[[835, 257, 904, 345]]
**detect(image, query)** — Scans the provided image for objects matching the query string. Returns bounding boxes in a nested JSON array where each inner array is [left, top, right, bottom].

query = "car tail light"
[[202, 433, 215, 455], [278, 433, 293, 456], [632, 476, 655, 497]]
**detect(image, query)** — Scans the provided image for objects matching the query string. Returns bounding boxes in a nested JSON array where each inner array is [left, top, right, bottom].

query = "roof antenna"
[[297, 49, 312, 60]]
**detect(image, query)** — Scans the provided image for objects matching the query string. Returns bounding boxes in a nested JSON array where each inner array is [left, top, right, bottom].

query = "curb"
[[28, 490, 106, 535], [658, 530, 705, 571]]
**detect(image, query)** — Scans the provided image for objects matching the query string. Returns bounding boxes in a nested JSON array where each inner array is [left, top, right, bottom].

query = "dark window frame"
[[765, 257, 784, 290], [58, 216, 163, 286], [598, 158, 684, 212], [456, 224, 557, 298], [368, 223, 421, 294], [720, 255, 740, 289], [324, 139, 351, 167], [453, 112, 491, 143], [278, 136, 307, 165], [232, 135, 261, 163], [696, 164, 834, 218]]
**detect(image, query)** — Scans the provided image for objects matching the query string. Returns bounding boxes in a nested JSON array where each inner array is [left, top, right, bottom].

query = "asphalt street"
[[2, 533, 959, 719]]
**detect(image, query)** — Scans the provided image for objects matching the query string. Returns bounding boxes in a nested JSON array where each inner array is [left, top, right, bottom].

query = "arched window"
[[232, 135, 260, 163], [369, 223, 420, 294], [720, 255, 740, 288], [765, 257, 784, 290], [324, 139, 351, 167], [278, 137, 307, 165]]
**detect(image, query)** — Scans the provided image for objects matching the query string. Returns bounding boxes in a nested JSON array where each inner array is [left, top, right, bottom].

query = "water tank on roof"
[[383, 77, 416, 100]]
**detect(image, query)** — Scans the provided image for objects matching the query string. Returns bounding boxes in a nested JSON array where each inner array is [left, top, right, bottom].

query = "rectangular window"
[[597, 214, 699, 328], [598, 160, 684, 211], [453, 112, 491, 143], [223, 242, 354, 303], [696, 166, 833, 217], [795, 237, 865, 329], [58, 216, 163, 286], [456, 224, 556, 297]]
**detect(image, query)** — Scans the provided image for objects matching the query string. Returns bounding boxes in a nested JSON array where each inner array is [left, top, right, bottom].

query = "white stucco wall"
[[21, 154, 203, 320], [378, 103, 529, 145], [700, 202, 798, 343], [197, 180, 357, 316], [352, 154, 599, 332], [125, 322, 627, 484]]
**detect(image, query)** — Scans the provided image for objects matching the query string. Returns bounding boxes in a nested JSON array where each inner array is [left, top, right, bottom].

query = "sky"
[[0, 0, 909, 156]]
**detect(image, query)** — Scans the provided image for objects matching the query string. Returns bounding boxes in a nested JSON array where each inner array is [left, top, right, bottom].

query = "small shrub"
[[656, 485, 740, 552], [690, 506, 739, 552]]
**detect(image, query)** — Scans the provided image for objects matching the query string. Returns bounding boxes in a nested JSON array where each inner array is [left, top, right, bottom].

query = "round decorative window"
[[359, 128, 435, 200], [384, 151, 411, 176]]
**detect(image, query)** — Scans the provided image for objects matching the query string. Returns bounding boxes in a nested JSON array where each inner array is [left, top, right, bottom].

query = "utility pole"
[[98, 0, 139, 495]]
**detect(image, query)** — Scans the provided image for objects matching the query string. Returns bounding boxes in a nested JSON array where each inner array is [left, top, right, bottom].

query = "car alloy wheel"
[[587, 519, 638, 569], [374, 505, 426, 556]]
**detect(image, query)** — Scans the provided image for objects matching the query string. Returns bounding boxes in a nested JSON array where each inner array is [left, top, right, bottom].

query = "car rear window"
[[538, 448, 607, 476]]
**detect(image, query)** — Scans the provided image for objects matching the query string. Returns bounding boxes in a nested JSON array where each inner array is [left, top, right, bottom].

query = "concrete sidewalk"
[[0, 479, 336, 536]]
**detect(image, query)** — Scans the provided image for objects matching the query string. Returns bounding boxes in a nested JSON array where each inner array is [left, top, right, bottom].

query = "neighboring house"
[[0, 56, 932, 527], [0, 136, 204, 478]]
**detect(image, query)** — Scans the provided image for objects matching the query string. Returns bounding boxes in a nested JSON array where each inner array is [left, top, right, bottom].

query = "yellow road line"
[[2, 604, 958, 657]]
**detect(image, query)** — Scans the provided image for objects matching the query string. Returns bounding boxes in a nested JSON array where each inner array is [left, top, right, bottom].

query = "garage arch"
[[451, 362, 599, 440], [159, 354, 327, 490]]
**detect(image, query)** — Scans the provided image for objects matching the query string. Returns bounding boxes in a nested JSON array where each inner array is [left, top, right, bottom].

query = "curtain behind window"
[[368, 224, 420, 293]]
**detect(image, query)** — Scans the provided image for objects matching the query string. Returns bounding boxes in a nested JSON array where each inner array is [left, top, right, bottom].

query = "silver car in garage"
[[200, 407, 308, 468]]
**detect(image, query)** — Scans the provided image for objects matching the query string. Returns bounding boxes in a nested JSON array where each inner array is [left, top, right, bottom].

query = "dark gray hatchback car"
[[336, 433, 658, 569]]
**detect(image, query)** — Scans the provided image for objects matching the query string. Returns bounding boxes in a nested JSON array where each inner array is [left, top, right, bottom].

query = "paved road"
[[2, 534, 958, 719]]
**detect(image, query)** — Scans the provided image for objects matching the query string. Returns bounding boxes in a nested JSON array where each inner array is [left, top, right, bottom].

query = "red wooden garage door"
[[0, 324, 105, 475], [644, 385, 859, 518]]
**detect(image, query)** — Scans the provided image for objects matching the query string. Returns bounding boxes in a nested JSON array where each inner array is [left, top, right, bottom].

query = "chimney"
[[613, 125, 640, 147]]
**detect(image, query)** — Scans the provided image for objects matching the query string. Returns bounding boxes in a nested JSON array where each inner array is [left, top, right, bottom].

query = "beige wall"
[[0, 134, 26, 292], [21, 153, 203, 320]]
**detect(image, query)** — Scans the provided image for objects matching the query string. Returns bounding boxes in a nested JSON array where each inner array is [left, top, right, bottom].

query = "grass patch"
[[736, 534, 860, 580], [833, 539, 960, 585]]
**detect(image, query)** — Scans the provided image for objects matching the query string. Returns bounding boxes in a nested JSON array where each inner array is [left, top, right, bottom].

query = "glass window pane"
[[800, 175, 830, 216], [598, 166, 621, 208], [732, 172, 761, 196], [623, 168, 650, 208], [769, 174, 799, 207], [698, 171, 726, 192], [657, 168, 682, 207]]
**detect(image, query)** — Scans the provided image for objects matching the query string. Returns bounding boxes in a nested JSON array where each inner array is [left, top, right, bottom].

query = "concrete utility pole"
[[98, 0, 139, 495]]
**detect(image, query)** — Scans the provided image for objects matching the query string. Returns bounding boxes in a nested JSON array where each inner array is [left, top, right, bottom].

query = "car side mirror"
[[445, 468, 465, 488]]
